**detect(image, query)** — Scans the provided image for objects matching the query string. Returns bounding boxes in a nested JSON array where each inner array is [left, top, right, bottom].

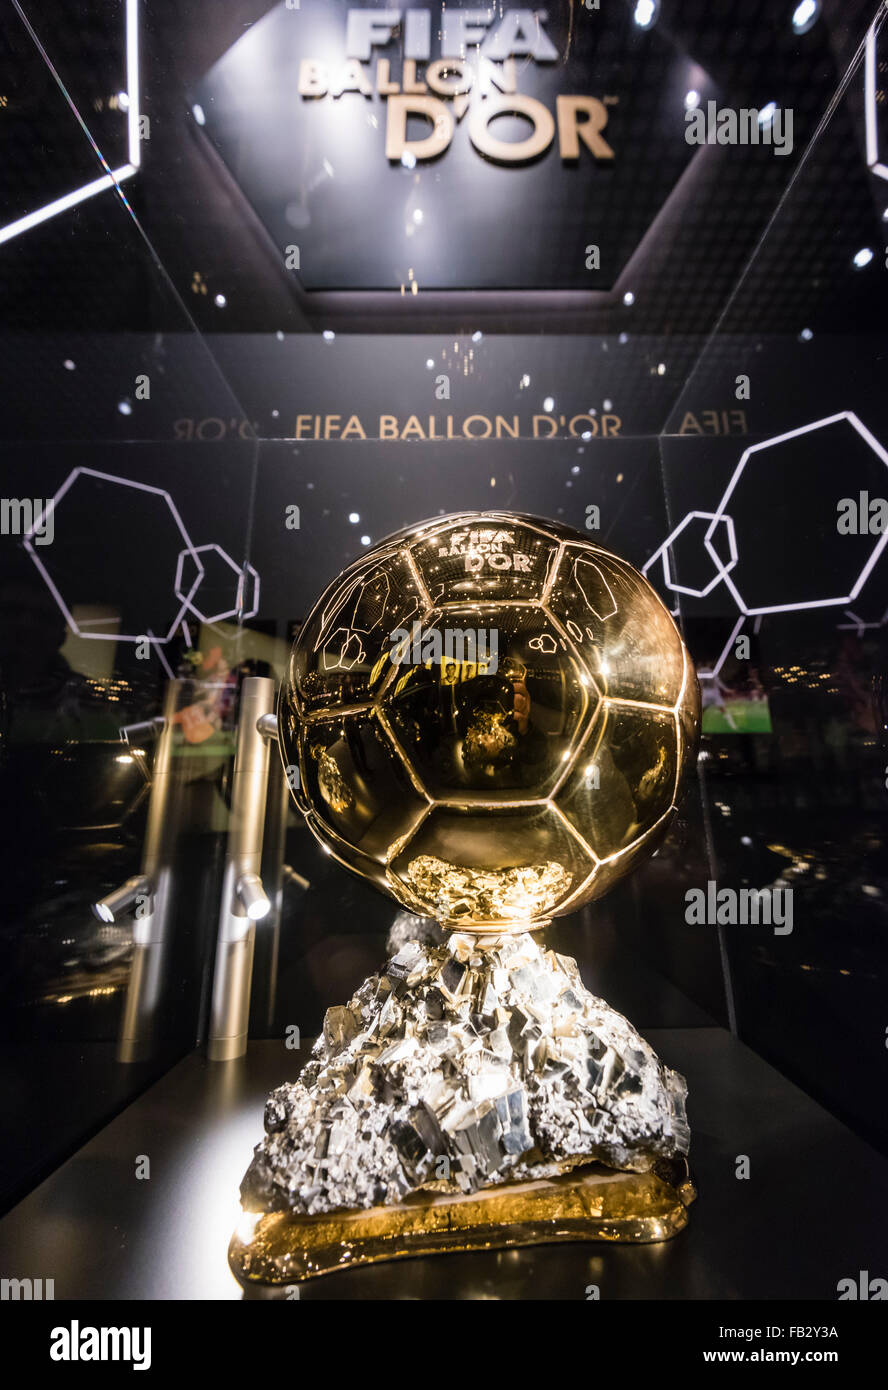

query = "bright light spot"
[[236, 1212, 261, 1244], [361, 535, 371, 546], [472, 330, 483, 343], [618, 332, 628, 344], [401, 152, 416, 169], [657, 362, 666, 375], [117, 91, 130, 111], [633, 0, 658, 28], [348, 512, 360, 523], [622, 290, 635, 306], [741, 835, 752, 846], [426, 358, 435, 369], [323, 328, 336, 340], [412, 208, 423, 224], [758, 103, 777, 128], [543, 396, 555, 413], [685, 90, 700, 109], [853, 247, 874, 269], [792, 0, 820, 34], [63, 359, 75, 370], [571, 464, 581, 474], [115, 754, 134, 764], [603, 398, 613, 411], [214, 293, 227, 308], [520, 373, 531, 388], [192, 104, 206, 126], [581, 431, 592, 441], [799, 327, 813, 341], [118, 400, 132, 416]]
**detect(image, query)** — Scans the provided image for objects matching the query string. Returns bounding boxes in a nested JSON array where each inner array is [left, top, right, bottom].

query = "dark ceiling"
[[0, 0, 886, 336]]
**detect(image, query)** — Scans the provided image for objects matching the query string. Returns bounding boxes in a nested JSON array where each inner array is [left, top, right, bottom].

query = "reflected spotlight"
[[633, 0, 659, 29], [92, 875, 151, 924], [236, 873, 271, 922], [792, 0, 820, 35]]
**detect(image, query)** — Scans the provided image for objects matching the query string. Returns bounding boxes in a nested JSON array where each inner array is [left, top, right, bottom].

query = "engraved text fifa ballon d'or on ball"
[[230, 512, 701, 1285]]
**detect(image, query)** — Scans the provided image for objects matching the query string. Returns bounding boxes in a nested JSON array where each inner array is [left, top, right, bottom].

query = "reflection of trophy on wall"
[[231, 513, 701, 1285]]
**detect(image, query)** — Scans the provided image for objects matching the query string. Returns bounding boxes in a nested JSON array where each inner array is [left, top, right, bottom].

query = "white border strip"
[[0, 1, 140, 245]]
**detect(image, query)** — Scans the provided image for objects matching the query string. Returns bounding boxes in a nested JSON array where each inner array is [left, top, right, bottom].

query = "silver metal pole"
[[207, 676, 275, 1061], [118, 682, 181, 1062], [91, 682, 182, 1064]]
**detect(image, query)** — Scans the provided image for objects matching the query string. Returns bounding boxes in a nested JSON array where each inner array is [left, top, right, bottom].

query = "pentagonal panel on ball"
[[547, 545, 686, 706], [298, 710, 427, 865], [380, 604, 596, 803], [388, 803, 594, 927], [556, 702, 678, 860], [288, 547, 426, 714], [583, 812, 676, 904], [407, 514, 559, 606]]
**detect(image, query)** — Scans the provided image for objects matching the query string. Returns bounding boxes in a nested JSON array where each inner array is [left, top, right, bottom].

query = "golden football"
[[280, 512, 700, 930]]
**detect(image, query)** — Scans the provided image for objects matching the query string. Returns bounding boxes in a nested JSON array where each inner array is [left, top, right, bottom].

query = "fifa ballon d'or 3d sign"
[[231, 513, 701, 1285]]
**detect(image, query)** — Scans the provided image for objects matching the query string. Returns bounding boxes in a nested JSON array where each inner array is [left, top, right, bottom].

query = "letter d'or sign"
[[386, 94, 615, 164]]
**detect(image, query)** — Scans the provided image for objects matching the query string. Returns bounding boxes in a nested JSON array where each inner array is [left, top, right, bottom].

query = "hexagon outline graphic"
[[23, 466, 205, 643], [703, 412, 888, 616], [642, 510, 738, 598], [175, 542, 261, 623], [0, 0, 141, 246], [701, 515, 739, 590], [865, 18, 888, 182]]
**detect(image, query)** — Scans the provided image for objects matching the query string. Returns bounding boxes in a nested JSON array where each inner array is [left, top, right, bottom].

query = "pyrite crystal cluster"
[[235, 513, 701, 1268], [240, 931, 690, 1216]]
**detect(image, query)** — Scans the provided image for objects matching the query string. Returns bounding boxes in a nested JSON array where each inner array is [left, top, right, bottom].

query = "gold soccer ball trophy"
[[231, 512, 701, 1285]]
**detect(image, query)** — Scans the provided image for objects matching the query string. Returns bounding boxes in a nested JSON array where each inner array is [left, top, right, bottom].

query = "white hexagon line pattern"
[[643, 412, 888, 677], [174, 542, 260, 624], [23, 467, 260, 650], [642, 509, 738, 599]]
